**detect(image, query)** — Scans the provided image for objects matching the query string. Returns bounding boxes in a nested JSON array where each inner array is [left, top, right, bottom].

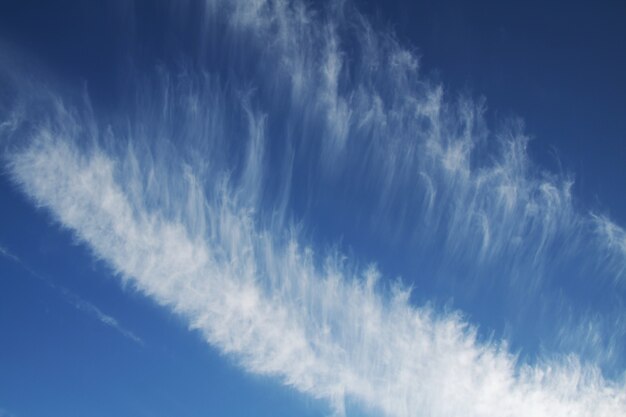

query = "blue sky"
[[0, 1, 625, 416]]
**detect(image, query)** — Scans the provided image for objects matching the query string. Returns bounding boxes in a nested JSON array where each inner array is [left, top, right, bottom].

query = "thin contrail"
[[0, 244, 144, 346]]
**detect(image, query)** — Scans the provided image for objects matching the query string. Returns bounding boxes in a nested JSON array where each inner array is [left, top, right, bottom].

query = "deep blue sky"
[[357, 0, 626, 223], [1, 1, 625, 416], [1, 0, 624, 218]]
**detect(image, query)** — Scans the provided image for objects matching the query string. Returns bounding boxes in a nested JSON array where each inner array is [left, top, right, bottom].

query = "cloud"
[[592, 214, 626, 279], [0, 245, 19, 262], [1, 0, 626, 416], [186, 0, 626, 364], [3, 104, 624, 416]]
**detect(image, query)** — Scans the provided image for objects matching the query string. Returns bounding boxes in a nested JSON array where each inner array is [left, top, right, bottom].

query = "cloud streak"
[[1, 0, 626, 415], [3, 103, 624, 416], [0, 244, 144, 346]]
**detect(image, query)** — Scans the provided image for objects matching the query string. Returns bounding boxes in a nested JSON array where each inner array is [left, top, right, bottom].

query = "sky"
[[0, 1, 625, 416]]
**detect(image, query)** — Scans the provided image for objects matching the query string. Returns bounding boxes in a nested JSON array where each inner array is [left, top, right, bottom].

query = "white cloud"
[[2, 0, 626, 415], [185, 0, 626, 362], [592, 214, 626, 279], [4, 111, 625, 416]]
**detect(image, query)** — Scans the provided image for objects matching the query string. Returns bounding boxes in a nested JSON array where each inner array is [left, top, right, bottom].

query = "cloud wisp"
[[2, 102, 625, 417], [1, 0, 626, 416], [0, 244, 144, 346]]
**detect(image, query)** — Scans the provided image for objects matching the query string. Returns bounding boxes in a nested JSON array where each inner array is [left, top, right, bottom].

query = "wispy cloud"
[[1, 0, 625, 416], [0, 244, 144, 346], [3, 109, 624, 416], [0, 245, 19, 262], [211, 0, 626, 361]]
